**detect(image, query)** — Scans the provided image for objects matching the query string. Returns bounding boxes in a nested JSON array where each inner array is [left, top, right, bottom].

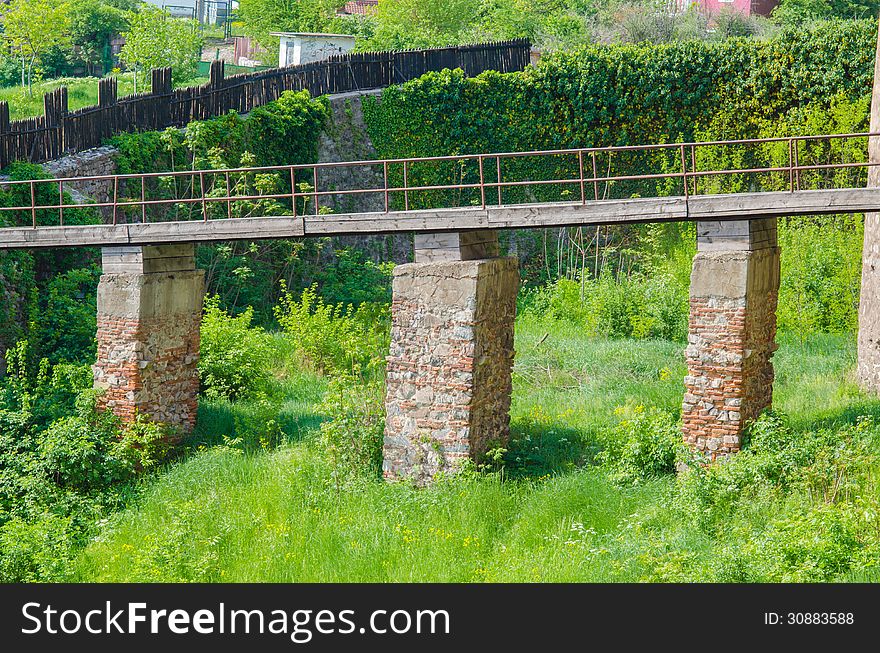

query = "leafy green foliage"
[[597, 404, 684, 484], [274, 283, 389, 377], [521, 272, 689, 340], [199, 296, 273, 401], [119, 6, 203, 88], [0, 342, 176, 581], [67, 0, 132, 75], [772, 0, 880, 26], [110, 91, 331, 319], [1, 0, 72, 94]]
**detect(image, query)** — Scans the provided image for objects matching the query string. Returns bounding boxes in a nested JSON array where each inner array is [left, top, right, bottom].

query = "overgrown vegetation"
[[3, 17, 880, 583]]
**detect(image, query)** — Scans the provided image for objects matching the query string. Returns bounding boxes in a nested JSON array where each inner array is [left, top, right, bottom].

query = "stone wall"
[[42, 146, 118, 217], [317, 90, 412, 264], [383, 257, 519, 483], [93, 245, 204, 436], [682, 219, 780, 459]]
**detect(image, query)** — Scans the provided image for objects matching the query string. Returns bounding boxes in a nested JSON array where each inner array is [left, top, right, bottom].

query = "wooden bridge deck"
[[1, 188, 879, 250], [1, 133, 878, 250]]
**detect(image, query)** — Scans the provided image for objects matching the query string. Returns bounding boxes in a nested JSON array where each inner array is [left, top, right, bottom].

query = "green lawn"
[[71, 321, 880, 583]]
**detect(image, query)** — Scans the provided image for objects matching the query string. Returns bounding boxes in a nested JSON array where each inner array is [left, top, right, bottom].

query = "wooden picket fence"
[[0, 40, 531, 168]]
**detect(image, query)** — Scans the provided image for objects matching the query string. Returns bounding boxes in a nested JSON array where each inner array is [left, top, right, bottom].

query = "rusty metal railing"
[[0, 132, 877, 229]]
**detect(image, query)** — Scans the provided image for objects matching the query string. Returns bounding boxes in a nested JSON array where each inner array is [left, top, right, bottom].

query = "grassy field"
[[69, 317, 880, 583], [0, 76, 211, 121]]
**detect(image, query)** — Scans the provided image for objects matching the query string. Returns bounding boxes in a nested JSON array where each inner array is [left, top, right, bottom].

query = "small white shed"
[[271, 32, 357, 67]]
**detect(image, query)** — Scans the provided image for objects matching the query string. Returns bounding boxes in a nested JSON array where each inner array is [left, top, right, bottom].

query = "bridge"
[[0, 132, 877, 249], [5, 126, 880, 481]]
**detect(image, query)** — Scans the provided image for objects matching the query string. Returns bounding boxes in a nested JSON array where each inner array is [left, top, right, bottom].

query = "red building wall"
[[699, 0, 778, 16]]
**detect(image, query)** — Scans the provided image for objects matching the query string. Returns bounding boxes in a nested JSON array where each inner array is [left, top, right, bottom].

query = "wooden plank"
[[687, 188, 880, 220], [126, 217, 305, 244], [487, 197, 688, 228], [305, 208, 490, 235]]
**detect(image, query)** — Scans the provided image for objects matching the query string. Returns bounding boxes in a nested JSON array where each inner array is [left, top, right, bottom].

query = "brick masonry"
[[682, 220, 780, 459], [383, 257, 519, 484], [93, 246, 205, 438]]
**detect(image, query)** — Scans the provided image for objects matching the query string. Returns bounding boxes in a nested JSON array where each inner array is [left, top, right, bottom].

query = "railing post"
[[478, 155, 486, 208], [30, 180, 36, 228], [290, 167, 297, 217], [680, 144, 689, 199], [591, 151, 599, 201], [383, 161, 390, 213], [200, 172, 208, 221], [496, 156, 502, 206], [788, 138, 795, 192], [690, 144, 698, 196], [141, 177, 146, 223], [578, 150, 585, 204], [58, 180, 64, 226], [313, 167, 319, 216], [403, 161, 409, 212], [112, 177, 118, 226]]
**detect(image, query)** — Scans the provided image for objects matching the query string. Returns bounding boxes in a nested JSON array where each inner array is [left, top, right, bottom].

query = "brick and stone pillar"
[[857, 19, 880, 390], [383, 231, 519, 484], [682, 219, 780, 460], [93, 244, 204, 437]]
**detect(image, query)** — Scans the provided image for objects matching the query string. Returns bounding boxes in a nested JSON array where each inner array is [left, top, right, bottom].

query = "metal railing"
[[0, 132, 877, 230]]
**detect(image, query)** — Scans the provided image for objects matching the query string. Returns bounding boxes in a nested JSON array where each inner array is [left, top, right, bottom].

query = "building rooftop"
[[270, 32, 358, 40]]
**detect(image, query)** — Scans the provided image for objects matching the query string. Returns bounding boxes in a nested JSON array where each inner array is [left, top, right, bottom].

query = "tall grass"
[[72, 319, 880, 583]]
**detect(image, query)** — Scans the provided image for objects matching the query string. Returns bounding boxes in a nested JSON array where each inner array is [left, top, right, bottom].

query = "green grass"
[[71, 321, 880, 583], [0, 75, 211, 121]]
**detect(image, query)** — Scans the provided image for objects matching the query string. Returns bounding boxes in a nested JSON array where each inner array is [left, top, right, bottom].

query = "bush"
[[319, 374, 385, 483], [597, 404, 684, 484], [0, 513, 77, 582], [523, 272, 689, 341], [37, 392, 138, 491], [274, 283, 389, 377], [199, 296, 273, 401], [676, 412, 878, 532]]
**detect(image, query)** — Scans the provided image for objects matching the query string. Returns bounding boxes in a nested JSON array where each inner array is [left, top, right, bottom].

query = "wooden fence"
[[0, 40, 531, 168]]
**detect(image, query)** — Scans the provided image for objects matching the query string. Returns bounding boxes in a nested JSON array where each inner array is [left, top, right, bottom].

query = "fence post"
[[98, 77, 118, 107], [152, 67, 173, 128], [210, 60, 225, 115], [43, 87, 67, 160], [0, 101, 8, 169]]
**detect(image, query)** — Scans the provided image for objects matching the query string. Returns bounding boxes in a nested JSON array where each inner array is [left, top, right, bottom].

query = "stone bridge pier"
[[93, 244, 205, 437], [682, 219, 780, 459], [383, 231, 519, 483]]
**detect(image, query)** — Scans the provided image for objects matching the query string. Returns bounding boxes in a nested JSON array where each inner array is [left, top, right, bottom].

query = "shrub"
[[199, 296, 273, 401], [274, 283, 389, 377], [37, 392, 132, 491], [319, 374, 385, 483], [597, 404, 684, 485], [676, 412, 878, 533], [0, 513, 77, 582], [523, 272, 689, 341]]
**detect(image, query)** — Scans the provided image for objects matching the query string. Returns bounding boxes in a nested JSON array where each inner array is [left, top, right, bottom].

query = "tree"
[[236, 0, 343, 60], [119, 7, 204, 92], [369, 0, 483, 49], [68, 0, 133, 76], [772, 0, 880, 25], [1, 0, 73, 95]]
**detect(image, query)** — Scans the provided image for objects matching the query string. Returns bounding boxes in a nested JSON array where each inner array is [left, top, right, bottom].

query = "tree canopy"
[[119, 6, 204, 91]]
